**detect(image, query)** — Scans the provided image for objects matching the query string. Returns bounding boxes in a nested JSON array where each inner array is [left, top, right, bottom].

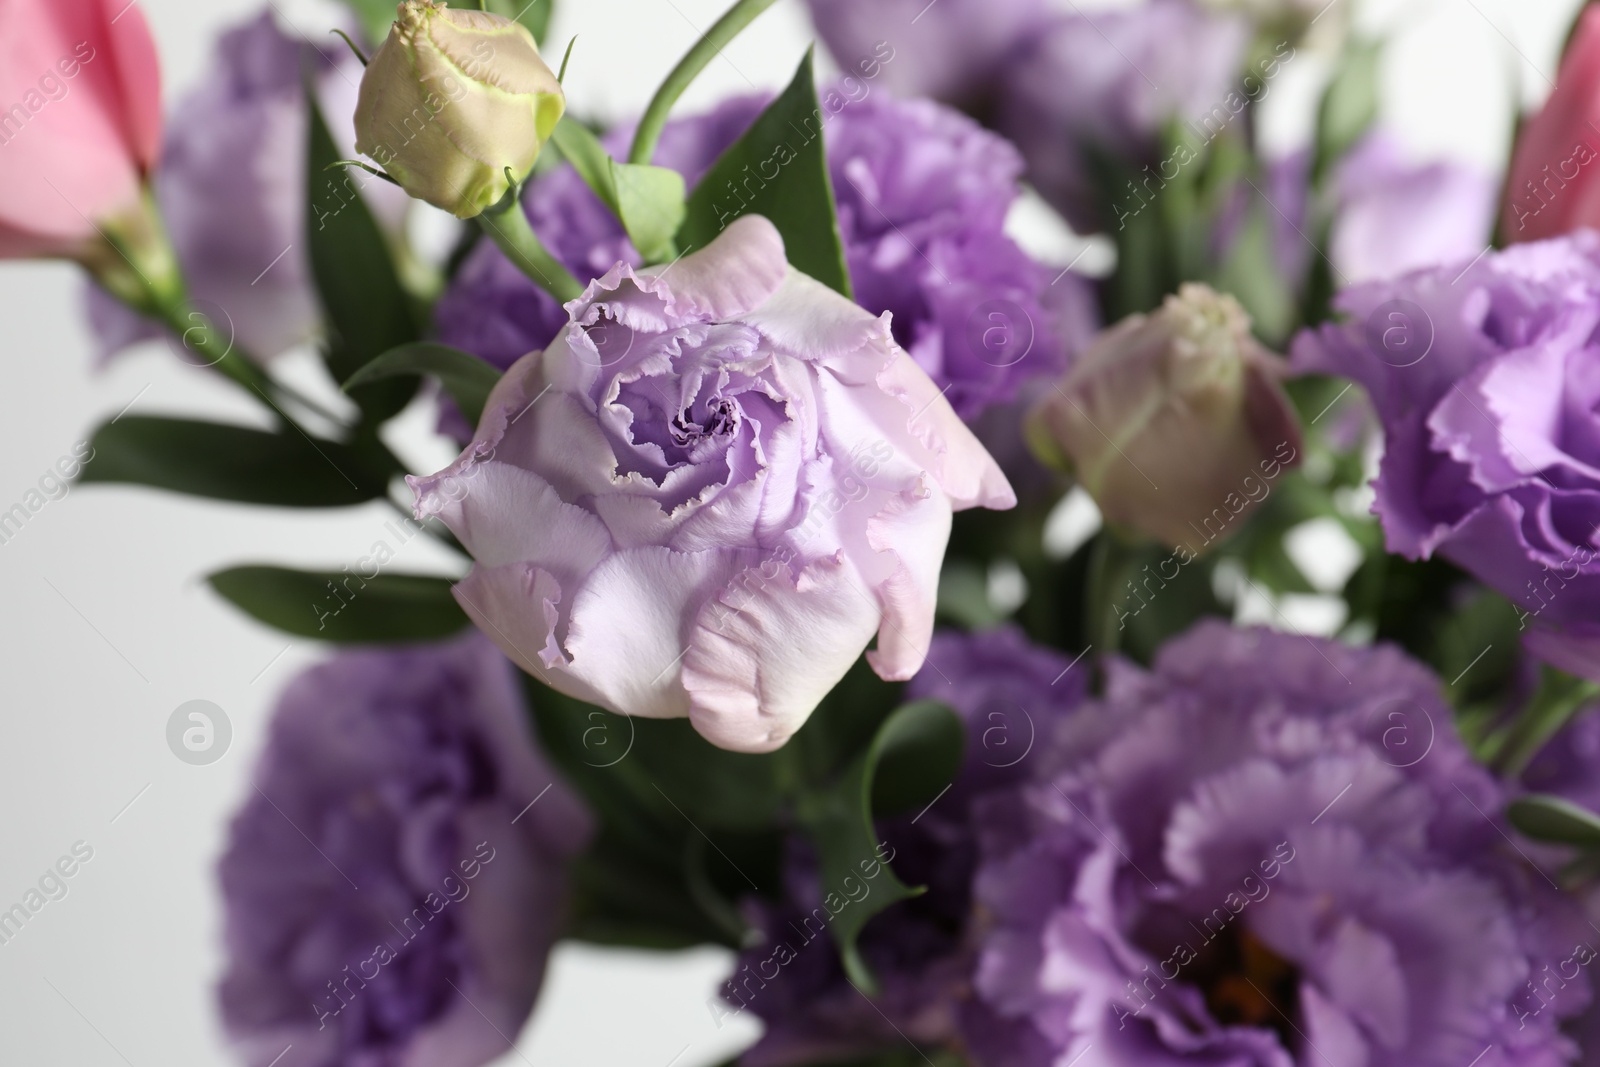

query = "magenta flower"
[[411, 215, 1015, 752]]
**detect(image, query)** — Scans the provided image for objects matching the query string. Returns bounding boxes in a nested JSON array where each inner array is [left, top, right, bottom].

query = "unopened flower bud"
[[354, 1, 563, 218], [1026, 283, 1302, 549]]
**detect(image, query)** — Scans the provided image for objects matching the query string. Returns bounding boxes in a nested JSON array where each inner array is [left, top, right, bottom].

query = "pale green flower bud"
[[1026, 283, 1302, 551], [354, 1, 564, 218]]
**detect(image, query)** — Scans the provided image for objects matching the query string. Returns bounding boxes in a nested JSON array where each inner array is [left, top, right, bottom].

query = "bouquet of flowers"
[[11, 0, 1600, 1063]]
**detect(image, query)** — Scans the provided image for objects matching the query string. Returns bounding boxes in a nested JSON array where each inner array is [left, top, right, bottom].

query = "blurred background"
[[0, 0, 1583, 1062]]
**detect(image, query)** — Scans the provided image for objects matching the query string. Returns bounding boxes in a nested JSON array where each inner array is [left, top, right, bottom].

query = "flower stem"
[[150, 299, 278, 401], [1084, 529, 1136, 660], [477, 197, 584, 303], [627, 0, 781, 166], [1491, 668, 1600, 778]]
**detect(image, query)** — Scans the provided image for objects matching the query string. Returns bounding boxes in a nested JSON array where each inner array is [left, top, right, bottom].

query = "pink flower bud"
[[1502, 5, 1600, 243], [1026, 284, 1301, 550], [0, 0, 162, 261]]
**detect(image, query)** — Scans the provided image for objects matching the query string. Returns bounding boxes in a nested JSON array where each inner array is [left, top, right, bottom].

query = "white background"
[[0, 0, 1583, 1063]]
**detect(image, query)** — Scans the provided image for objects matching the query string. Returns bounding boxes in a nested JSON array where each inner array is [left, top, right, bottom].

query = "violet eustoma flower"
[[218, 635, 590, 1067], [434, 94, 1093, 431], [1292, 232, 1600, 674], [967, 621, 1593, 1067], [411, 215, 1016, 753]]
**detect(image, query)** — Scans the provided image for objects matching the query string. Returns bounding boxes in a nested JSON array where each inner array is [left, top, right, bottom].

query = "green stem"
[[1085, 530, 1133, 660], [477, 199, 583, 302], [150, 300, 280, 404], [1491, 670, 1600, 779], [627, 0, 781, 166]]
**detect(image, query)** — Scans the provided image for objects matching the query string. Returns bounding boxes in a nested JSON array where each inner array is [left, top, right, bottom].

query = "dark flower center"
[[672, 397, 738, 446], [1191, 926, 1299, 1042]]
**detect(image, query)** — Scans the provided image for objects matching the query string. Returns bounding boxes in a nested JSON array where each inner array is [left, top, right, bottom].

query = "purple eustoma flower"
[[217, 635, 590, 1067], [1292, 232, 1600, 677], [413, 216, 1015, 753], [434, 93, 1092, 430], [967, 621, 1592, 1067]]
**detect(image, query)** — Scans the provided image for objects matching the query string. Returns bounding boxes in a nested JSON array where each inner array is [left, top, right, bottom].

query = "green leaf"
[[528, 688, 784, 950], [1210, 194, 1298, 346], [1312, 36, 1382, 185], [1509, 794, 1600, 848], [611, 160, 686, 262], [343, 342, 502, 428], [337, 0, 396, 47], [549, 118, 686, 262], [871, 699, 964, 816], [936, 561, 1006, 629], [550, 117, 617, 204], [795, 699, 963, 993], [306, 92, 421, 422], [80, 416, 389, 507], [208, 566, 469, 642], [679, 48, 852, 297]]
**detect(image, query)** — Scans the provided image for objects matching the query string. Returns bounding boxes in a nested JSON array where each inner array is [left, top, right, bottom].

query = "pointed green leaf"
[[1312, 36, 1382, 185], [795, 699, 963, 993], [208, 566, 468, 643], [1509, 794, 1600, 848], [550, 118, 686, 263], [343, 342, 502, 427], [610, 160, 686, 262], [550, 117, 617, 205], [336, 0, 396, 47], [79, 416, 389, 507], [305, 92, 421, 421], [679, 48, 851, 297]]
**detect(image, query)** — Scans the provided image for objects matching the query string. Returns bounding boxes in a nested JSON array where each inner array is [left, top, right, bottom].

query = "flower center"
[[671, 397, 738, 446], [1191, 926, 1298, 1041]]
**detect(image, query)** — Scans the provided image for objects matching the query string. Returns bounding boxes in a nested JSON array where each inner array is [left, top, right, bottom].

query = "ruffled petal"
[[562, 545, 754, 718], [682, 551, 882, 752]]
